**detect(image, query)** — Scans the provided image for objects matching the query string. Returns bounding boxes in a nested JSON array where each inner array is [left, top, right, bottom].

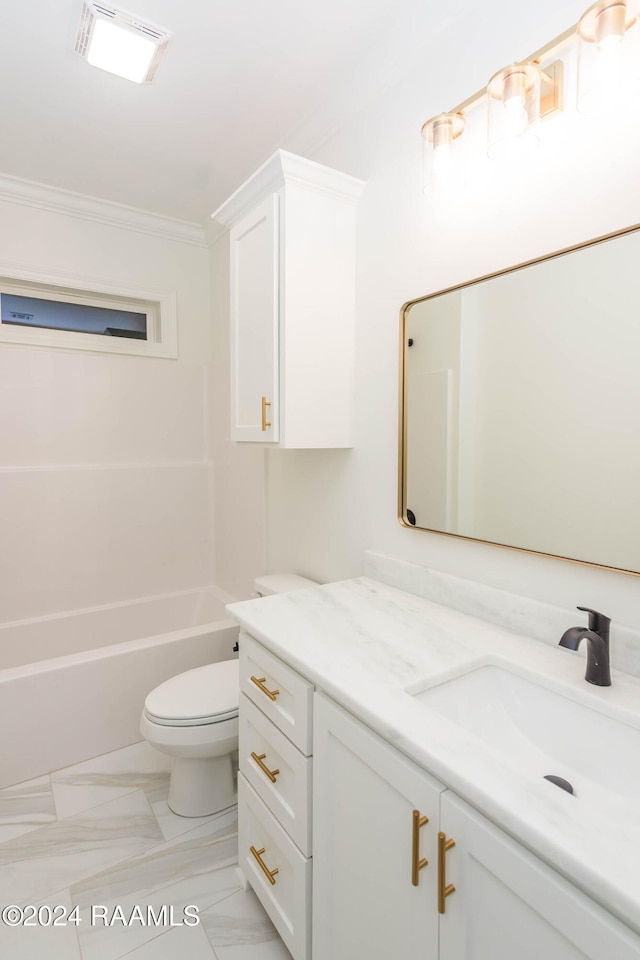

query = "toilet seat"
[[144, 660, 239, 727]]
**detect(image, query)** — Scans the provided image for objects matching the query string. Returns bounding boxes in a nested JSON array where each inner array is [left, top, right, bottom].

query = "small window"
[[0, 274, 176, 358]]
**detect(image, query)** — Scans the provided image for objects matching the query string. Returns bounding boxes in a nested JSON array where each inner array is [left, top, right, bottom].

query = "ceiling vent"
[[75, 1, 171, 84]]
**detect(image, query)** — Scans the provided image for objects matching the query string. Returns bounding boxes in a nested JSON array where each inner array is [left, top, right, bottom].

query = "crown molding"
[[0, 172, 207, 248], [211, 149, 365, 229], [204, 217, 228, 248]]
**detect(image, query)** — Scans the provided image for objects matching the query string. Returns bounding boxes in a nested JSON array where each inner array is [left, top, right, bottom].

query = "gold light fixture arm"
[[423, 18, 576, 134]]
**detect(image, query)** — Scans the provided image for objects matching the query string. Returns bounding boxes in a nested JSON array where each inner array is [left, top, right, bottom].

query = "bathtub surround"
[[0, 187, 215, 626], [0, 740, 288, 960]]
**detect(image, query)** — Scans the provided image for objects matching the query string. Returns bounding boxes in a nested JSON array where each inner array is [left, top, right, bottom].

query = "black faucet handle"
[[576, 606, 611, 636]]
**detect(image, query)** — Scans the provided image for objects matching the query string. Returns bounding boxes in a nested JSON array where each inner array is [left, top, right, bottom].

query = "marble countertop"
[[227, 576, 640, 935]]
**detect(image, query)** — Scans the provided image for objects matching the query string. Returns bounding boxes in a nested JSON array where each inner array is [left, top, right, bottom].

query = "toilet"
[[140, 574, 317, 817]]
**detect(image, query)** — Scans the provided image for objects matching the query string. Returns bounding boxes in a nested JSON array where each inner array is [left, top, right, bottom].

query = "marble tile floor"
[[0, 741, 291, 960]]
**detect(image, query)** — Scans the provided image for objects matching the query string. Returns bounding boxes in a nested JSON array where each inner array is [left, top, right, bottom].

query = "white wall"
[[248, 0, 640, 630], [0, 197, 213, 622]]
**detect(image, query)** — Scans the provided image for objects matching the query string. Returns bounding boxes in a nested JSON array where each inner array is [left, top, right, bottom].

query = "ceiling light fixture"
[[75, 1, 171, 84]]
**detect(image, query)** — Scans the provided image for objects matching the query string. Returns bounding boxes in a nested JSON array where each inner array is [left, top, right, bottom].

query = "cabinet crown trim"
[[211, 149, 365, 228]]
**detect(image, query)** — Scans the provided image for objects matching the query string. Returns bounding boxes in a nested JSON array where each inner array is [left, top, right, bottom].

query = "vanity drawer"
[[240, 693, 312, 856], [238, 773, 312, 960], [240, 632, 313, 754]]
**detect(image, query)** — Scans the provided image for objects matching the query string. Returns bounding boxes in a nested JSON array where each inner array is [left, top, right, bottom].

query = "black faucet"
[[559, 606, 611, 686]]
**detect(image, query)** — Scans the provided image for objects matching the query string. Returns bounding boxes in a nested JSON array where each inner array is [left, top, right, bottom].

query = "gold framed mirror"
[[399, 223, 640, 576]]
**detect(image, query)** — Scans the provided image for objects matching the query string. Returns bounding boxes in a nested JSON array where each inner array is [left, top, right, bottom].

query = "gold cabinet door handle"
[[261, 396, 272, 431], [250, 675, 280, 701], [251, 751, 280, 783], [437, 831, 456, 913], [250, 845, 279, 885], [411, 809, 429, 885]]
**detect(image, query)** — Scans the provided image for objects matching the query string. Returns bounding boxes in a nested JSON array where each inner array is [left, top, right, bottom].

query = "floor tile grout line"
[[70, 849, 242, 915], [101, 922, 177, 960], [153, 806, 239, 845], [0, 787, 159, 857], [52, 783, 146, 824], [0, 793, 239, 915], [67, 825, 240, 906]]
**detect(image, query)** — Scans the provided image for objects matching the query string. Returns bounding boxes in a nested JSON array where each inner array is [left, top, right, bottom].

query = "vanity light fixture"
[[420, 0, 640, 194], [421, 113, 465, 195], [421, 52, 562, 188], [577, 0, 640, 113], [75, 1, 171, 84], [487, 62, 542, 160]]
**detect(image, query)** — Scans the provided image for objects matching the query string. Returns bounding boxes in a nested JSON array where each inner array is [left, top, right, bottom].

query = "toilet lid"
[[144, 660, 239, 725]]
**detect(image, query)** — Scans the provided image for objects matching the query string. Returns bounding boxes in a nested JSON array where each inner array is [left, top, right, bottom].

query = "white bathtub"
[[0, 588, 239, 789]]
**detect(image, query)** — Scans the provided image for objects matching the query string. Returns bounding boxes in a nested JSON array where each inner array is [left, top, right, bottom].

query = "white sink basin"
[[413, 665, 640, 802]]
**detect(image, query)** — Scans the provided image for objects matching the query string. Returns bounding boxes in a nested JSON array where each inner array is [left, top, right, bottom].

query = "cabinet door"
[[313, 692, 443, 960], [440, 792, 640, 960], [230, 192, 280, 442]]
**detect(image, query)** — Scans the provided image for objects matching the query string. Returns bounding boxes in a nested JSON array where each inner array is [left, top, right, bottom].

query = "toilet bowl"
[[140, 660, 239, 817], [141, 574, 318, 818]]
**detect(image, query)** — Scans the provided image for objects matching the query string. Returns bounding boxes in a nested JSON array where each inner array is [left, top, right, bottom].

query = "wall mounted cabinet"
[[213, 151, 364, 448]]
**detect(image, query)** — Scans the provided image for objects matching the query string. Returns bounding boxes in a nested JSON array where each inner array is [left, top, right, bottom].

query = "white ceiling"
[[0, 0, 425, 224]]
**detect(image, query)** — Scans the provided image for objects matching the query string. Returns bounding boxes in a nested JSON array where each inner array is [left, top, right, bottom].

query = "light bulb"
[[422, 114, 465, 195], [595, 33, 624, 91], [503, 97, 529, 138], [487, 63, 540, 161], [577, 0, 635, 114], [432, 119, 454, 180], [87, 19, 156, 83], [501, 70, 529, 139]]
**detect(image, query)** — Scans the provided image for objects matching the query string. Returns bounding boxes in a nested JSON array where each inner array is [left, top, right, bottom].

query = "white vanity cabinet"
[[237, 632, 314, 960], [439, 791, 640, 960], [212, 150, 364, 448], [312, 692, 640, 960], [313, 692, 444, 960]]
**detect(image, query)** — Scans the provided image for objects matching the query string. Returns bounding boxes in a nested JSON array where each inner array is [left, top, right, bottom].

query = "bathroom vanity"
[[228, 568, 640, 960]]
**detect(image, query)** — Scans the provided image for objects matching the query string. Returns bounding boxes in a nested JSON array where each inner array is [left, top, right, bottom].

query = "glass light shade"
[[87, 18, 157, 83], [422, 113, 465, 197], [487, 62, 541, 161], [577, 1, 640, 114]]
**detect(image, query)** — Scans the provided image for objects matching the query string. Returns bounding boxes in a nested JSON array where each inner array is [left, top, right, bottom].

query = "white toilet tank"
[[253, 574, 318, 597]]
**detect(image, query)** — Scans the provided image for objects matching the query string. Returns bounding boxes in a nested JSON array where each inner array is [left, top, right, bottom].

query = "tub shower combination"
[[0, 588, 239, 789]]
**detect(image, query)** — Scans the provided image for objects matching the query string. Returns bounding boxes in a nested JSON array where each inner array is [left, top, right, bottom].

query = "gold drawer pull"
[[251, 751, 280, 783], [261, 396, 272, 432], [437, 832, 456, 913], [250, 845, 279, 885], [411, 809, 429, 886], [250, 675, 280, 701]]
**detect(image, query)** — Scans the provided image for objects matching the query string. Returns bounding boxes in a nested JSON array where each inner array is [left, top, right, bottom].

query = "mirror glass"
[[400, 225, 640, 575]]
